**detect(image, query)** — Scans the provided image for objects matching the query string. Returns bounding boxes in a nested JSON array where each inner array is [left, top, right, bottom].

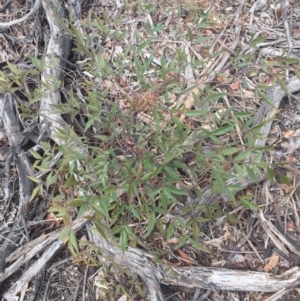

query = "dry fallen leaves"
[[177, 249, 196, 266], [263, 254, 279, 272], [229, 81, 240, 91], [280, 183, 294, 194], [283, 130, 295, 139], [163, 258, 181, 267]]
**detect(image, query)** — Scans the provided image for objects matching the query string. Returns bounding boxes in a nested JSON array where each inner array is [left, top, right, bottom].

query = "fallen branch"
[[4, 210, 300, 301], [0, 94, 34, 281], [88, 224, 300, 293], [2, 212, 95, 301], [39, 0, 71, 144]]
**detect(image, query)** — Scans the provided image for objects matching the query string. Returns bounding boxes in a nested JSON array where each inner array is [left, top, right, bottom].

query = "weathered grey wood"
[[39, 0, 71, 145], [0, 93, 34, 264], [88, 225, 300, 293], [1, 210, 92, 299], [4, 213, 300, 300], [88, 226, 165, 301]]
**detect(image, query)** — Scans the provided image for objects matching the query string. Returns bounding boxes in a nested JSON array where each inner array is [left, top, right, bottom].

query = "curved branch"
[[88, 227, 300, 293], [88, 226, 166, 301], [1, 211, 93, 299], [0, 0, 41, 28]]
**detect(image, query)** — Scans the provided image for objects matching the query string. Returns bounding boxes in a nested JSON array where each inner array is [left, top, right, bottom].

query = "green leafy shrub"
[[0, 8, 277, 256]]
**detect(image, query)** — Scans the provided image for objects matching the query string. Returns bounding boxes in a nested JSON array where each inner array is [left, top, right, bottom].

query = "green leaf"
[[185, 110, 206, 117], [227, 184, 243, 192], [70, 150, 87, 160], [94, 135, 109, 141], [68, 240, 76, 255], [144, 3, 156, 13], [27, 175, 41, 183], [174, 236, 187, 249], [124, 225, 135, 237], [137, 39, 150, 52], [162, 187, 179, 204], [49, 206, 67, 217], [240, 197, 260, 210], [295, 70, 300, 81], [194, 217, 209, 223], [129, 205, 140, 220], [30, 55, 44, 71], [275, 75, 289, 95], [154, 207, 166, 214], [59, 226, 70, 242], [258, 90, 274, 107], [213, 173, 224, 194], [110, 205, 125, 225], [252, 165, 261, 178], [160, 189, 170, 211], [226, 187, 235, 202], [165, 186, 188, 196], [30, 185, 40, 201], [234, 149, 251, 161], [212, 125, 234, 136], [99, 53, 106, 69], [280, 57, 300, 64], [266, 167, 275, 184], [175, 216, 188, 228], [166, 223, 175, 240], [234, 163, 244, 178], [225, 213, 240, 224], [188, 237, 209, 252], [256, 161, 268, 169], [164, 166, 180, 179], [84, 118, 95, 132], [94, 221, 107, 240], [221, 148, 240, 155], [246, 165, 257, 183], [77, 204, 88, 218], [192, 222, 199, 241], [235, 112, 254, 118], [111, 225, 122, 236], [120, 229, 127, 253], [249, 35, 267, 47], [194, 36, 209, 43], [46, 172, 58, 188], [7, 61, 21, 75], [90, 199, 109, 219], [30, 150, 42, 159], [145, 211, 156, 238], [172, 160, 188, 169], [35, 165, 52, 172], [141, 169, 156, 181], [69, 230, 79, 252], [69, 161, 75, 174], [247, 133, 254, 148], [69, 199, 87, 206], [209, 92, 227, 99], [151, 24, 167, 33], [279, 174, 292, 185]]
